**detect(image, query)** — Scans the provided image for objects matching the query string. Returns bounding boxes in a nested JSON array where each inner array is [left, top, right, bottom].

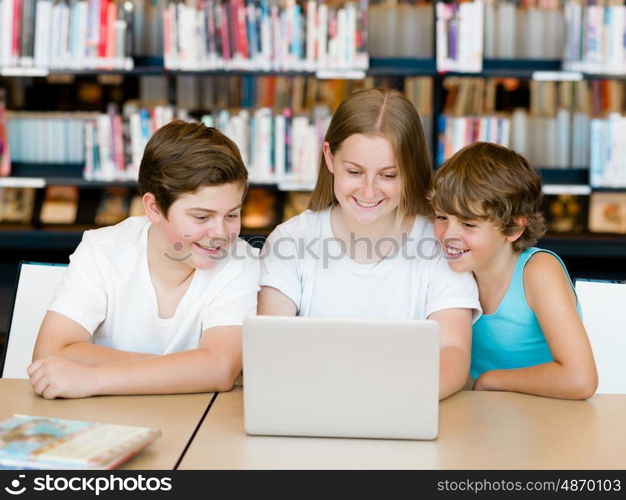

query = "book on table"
[[0, 415, 161, 470]]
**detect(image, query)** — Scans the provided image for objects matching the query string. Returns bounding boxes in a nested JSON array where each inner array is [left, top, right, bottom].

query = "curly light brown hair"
[[429, 142, 546, 252]]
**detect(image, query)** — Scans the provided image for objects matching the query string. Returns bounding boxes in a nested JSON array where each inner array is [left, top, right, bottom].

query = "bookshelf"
[[1, 0, 626, 338]]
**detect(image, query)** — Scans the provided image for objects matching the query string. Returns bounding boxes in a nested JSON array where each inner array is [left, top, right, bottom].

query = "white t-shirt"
[[49, 216, 260, 354], [260, 209, 480, 320]]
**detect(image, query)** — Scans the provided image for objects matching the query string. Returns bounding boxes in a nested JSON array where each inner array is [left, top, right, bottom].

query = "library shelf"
[[444, 59, 562, 78], [538, 168, 589, 186], [0, 229, 84, 251], [540, 234, 626, 259], [368, 58, 437, 76], [1, 58, 167, 78], [0, 177, 138, 189], [0, 228, 271, 252]]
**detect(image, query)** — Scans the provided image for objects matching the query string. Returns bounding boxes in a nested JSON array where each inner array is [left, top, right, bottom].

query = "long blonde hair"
[[309, 88, 432, 218]]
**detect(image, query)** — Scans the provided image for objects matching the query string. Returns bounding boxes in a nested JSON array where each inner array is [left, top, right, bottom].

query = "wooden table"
[[179, 386, 626, 469], [0, 378, 213, 470]]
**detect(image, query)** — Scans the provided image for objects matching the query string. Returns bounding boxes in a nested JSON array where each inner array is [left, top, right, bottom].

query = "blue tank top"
[[470, 247, 578, 379]]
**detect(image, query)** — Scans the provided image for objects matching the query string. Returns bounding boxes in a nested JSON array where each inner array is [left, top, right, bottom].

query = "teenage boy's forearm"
[[89, 349, 240, 395], [439, 345, 471, 400], [51, 342, 155, 366], [476, 363, 597, 400]]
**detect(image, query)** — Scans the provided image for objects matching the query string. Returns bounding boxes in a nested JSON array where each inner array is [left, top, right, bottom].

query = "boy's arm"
[[257, 286, 297, 315], [428, 308, 473, 400], [28, 325, 242, 399], [473, 253, 598, 400], [32, 311, 154, 365]]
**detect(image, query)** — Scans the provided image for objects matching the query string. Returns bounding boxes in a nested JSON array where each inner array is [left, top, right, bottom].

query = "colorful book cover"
[[0, 414, 160, 470], [0, 89, 10, 177]]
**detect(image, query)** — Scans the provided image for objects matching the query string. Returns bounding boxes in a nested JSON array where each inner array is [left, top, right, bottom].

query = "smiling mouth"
[[353, 197, 383, 209], [444, 245, 470, 259], [193, 242, 224, 255]]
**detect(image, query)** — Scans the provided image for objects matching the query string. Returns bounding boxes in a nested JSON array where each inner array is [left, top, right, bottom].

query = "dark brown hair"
[[138, 120, 247, 216], [429, 142, 546, 252], [309, 88, 432, 217]]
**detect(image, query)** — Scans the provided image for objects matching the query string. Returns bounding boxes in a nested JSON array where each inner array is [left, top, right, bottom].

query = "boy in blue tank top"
[[429, 142, 597, 399]]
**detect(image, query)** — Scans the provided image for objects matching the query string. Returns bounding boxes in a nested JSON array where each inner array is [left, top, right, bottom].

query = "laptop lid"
[[242, 316, 439, 440]]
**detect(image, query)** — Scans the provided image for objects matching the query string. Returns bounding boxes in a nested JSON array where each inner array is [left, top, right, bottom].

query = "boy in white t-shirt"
[[259, 89, 481, 400], [28, 120, 259, 399]]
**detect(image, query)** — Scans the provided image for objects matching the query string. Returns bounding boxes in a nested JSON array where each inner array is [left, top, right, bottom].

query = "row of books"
[[201, 105, 332, 186], [2, 71, 434, 184], [5, 105, 330, 186], [438, 108, 626, 184], [173, 73, 372, 113], [171, 71, 433, 113], [163, 0, 369, 73], [7, 113, 87, 164], [84, 103, 176, 181], [563, 0, 626, 75], [510, 109, 592, 168], [0, 89, 9, 176], [436, 0, 484, 73], [4, 103, 331, 186], [4, 105, 176, 180], [437, 114, 511, 165], [443, 76, 624, 117], [484, 0, 566, 60], [368, 1, 433, 58], [590, 113, 626, 188], [0, 0, 136, 72], [438, 0, 626, 75]]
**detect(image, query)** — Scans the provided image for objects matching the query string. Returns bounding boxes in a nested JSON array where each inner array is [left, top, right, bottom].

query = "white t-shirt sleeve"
[[258, 222, 303, 309], [200, 254, 260, 332], [48, 232, 107, 334], [425, 256, 482, 322]]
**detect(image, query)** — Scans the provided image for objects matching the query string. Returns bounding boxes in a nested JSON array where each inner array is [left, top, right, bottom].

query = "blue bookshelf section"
[[0, 230, 83, 250], [538, 168, 589, 186], [540, 234, 626, 259], [369, 58, 437, 76]]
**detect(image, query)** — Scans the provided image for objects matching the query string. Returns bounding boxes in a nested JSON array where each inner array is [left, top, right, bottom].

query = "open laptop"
[[242, 316, 439, 440]]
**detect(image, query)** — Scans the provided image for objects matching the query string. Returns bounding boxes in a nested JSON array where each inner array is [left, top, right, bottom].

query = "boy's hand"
[[27, 357, 100, 399]]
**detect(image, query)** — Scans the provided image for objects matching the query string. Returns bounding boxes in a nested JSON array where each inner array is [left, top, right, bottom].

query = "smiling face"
[[146, 182, 245, 270], [323, 133, 401, 227], [433, 212, 517, 274]]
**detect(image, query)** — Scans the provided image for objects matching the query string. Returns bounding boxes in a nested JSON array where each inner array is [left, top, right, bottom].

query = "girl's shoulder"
[[271, 208, 328, 239]]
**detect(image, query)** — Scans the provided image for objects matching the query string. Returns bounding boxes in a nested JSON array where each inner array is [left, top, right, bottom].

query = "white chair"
[[1, 262, 67, 379], [575, 279, 626, 394]]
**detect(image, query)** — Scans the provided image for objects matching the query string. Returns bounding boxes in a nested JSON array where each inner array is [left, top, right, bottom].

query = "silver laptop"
[[242, 316, 439, 440]]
